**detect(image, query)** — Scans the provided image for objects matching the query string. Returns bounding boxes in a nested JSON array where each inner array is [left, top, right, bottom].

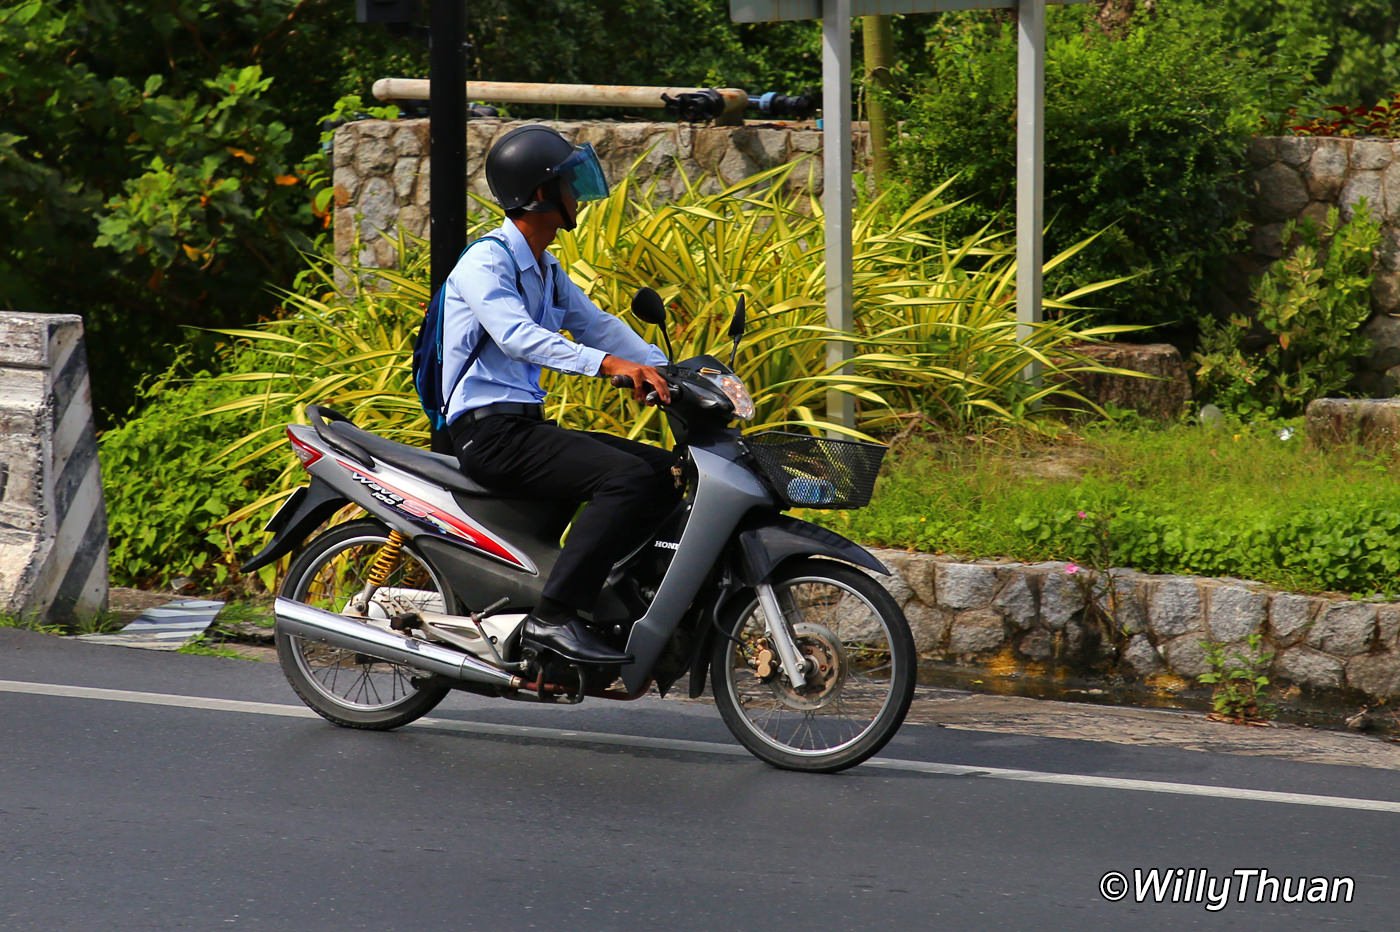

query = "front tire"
[[276, 520, 451, 730], [711, 558, 915, 773]]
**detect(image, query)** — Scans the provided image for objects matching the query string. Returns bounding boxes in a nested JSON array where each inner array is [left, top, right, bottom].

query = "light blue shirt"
[[441, 220, 667, 425]]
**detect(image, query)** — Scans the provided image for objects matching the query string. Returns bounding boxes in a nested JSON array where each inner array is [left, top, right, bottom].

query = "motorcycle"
[[242, 289, 915, 772]]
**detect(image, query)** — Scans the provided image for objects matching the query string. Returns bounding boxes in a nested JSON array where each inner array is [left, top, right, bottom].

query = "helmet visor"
[[558, 144, 609, 202]]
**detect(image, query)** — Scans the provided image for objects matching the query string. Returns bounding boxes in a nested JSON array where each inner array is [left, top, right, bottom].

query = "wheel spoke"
[[282, 530, 447, 715], [722, 573, 907, 761]]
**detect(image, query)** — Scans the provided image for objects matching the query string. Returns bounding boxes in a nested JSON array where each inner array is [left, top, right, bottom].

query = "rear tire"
[[276, 520, 451, 730], [711, 558, 915, 772]]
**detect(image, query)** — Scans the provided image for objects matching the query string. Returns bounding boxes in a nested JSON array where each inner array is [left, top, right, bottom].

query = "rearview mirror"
[[631, 287, 667, 327], [728, 295, 746, 341]]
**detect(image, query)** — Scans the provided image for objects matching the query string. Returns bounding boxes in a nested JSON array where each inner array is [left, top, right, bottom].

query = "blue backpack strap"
[[437, 234, 522, 422]]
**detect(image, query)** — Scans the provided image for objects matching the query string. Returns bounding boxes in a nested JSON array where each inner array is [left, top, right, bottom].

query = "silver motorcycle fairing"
[[620, 444, 772, 694], [286, 423, 543, 573]]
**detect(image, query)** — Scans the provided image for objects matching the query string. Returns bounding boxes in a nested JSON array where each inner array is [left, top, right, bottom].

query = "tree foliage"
[[0, 0, 425, 424], [883, 5, 1260, 335], [466, 0, 823, 100]]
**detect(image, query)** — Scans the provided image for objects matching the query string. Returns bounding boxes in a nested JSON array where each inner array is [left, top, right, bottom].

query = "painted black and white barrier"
[[0, 313, 108, 624]]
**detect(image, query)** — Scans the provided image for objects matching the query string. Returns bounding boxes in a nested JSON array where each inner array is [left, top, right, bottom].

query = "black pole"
[[429, 0, 465, 294]]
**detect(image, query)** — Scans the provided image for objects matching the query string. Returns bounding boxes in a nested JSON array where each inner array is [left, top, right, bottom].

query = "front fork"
[[755, 581, 808, 689]]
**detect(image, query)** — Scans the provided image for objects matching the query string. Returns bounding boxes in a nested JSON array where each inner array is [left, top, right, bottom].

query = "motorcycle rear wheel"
[[276, 519, 451, 730], [711, 558, 915, 773]]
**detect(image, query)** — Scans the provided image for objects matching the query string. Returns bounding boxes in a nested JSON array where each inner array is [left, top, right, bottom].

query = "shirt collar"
[[497, 219, 557, 280]]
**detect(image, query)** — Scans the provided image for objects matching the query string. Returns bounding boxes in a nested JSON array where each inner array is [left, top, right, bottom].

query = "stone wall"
[[332, 117, 866, 271], [0, 313, 108, 624], [1247, 137, 1400, 394], [871, 549, 1400, 702]]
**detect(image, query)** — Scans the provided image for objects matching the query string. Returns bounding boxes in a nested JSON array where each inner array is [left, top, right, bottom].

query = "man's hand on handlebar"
[[600, 355, 672, 405]]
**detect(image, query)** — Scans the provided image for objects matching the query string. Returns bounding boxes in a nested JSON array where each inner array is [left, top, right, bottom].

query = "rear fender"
[[686, 513, 888, 699], [239, 480, 348, 574]]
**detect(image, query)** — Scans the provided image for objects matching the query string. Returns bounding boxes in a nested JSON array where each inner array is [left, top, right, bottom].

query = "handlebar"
[[609, 373, 680, 406]]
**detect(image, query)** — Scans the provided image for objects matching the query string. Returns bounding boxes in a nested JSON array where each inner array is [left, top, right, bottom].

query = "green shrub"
[[817, 421, 1400, 597], [885, 6, 1258, 334], [98, 351, 284, 592], [1194, 203, 1382, 418]]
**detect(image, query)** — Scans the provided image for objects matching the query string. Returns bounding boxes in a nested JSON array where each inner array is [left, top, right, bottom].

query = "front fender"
[[239, 480, 348, 574], [734, 513, 888, 585]]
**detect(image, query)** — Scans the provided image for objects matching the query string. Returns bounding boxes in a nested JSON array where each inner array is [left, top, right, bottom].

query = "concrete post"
[[0, 313, 108, 624]]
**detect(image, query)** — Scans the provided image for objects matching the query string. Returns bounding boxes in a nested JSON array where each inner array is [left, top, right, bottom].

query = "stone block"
[[993, 572, 1038, 631], [935, 562, 997, 609], [1268, 592, 1318, 645], [1254, 162, 1310, 221], [948, 608, 1006, 655], [1204, 583, 1267, 643], [1305, 143, 1350, 201], [1246, 137, 1277, 167], [0, 313, 107, 624], [1307, 601, 1377, 657], [357, 177, 397, 234], [1273, 136, 1319, 167], [1146, 577, 1202, 640], [1121, 633, 1165, 676], [1377, 605, 1400, 649], [875, 549, 935, 606], [1160, 634, 1211, 678], [869, 550, 914, 608], [392, 158, 419, 200], [1346, 653, 1400, 698], [1017, 628, 1053, 661], [1275, 646, 1345, 690], [1384, 161, 1400, 219], [1351, 139, 1394, 172], [1037, 566, 1084, 630], [904, 600, 951, 655], [1340, 171, 1384, 222], [392, 124, 424, 157], [353, 133, 395, 176], [1094, 570, 1146, 636]]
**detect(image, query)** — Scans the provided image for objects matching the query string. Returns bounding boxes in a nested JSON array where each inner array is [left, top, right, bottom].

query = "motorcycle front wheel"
[[711, 558, 916, 773], [276, 519, 451, 730]]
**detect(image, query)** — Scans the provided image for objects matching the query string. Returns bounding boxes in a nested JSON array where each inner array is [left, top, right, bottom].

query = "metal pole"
[[822, 0, 855, 430], [429, 0, 465, 295], [1016, 0, 1045, 382]]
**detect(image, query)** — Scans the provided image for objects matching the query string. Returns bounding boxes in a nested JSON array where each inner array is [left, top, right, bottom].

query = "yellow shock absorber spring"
[[366, 529, 407, 588]]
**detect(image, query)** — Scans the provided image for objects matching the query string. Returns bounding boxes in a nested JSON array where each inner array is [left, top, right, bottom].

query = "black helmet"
[[485, 125, 609, 219]]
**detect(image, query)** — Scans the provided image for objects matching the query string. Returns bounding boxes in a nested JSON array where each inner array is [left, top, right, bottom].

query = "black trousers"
[[448, 414, 680, 612]]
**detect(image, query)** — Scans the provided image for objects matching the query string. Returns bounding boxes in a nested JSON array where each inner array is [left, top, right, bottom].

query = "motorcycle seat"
[[323, 419, 494, 496]]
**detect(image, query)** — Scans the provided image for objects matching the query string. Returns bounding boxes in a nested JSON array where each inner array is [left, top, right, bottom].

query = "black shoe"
[[522, 615, 633, 665]]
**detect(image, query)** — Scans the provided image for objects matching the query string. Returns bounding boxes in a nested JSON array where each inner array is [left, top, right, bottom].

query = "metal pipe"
[[373, 78, 750, 123], [274, 598, 523, 690]]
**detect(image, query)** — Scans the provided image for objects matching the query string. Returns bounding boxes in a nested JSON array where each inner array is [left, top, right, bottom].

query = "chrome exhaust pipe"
[[274, 597, 522, 690]]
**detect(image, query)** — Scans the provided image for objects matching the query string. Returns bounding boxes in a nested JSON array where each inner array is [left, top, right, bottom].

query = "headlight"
[[713, 373, 756, 420]]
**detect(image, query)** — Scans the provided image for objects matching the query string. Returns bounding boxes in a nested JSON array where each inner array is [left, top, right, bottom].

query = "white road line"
[[4, 678, 1399, 814]]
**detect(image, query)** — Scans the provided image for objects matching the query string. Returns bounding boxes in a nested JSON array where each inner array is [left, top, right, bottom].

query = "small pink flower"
[[1077, 511, 1087, 520], [1065, 562, 1081, 575]]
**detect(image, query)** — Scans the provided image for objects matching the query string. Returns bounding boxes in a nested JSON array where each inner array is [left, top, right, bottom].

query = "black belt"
[[459, 402, 545, 424]]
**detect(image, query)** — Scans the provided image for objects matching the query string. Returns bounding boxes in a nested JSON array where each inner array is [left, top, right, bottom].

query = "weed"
[[1198, 634, 1276, 724]]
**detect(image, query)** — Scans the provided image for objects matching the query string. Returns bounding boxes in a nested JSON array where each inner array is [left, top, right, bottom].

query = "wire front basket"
[[745, 431, 887, 510]]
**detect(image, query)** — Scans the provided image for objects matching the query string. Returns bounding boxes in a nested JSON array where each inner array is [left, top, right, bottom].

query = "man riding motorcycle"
[[442, 124, 678, 666]]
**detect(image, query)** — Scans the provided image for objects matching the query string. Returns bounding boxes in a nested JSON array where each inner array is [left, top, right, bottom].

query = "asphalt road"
[[2, 628, 1398, 931]]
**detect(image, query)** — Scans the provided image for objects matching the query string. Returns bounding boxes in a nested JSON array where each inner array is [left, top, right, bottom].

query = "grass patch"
[[810, 419, 1400, 598]]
